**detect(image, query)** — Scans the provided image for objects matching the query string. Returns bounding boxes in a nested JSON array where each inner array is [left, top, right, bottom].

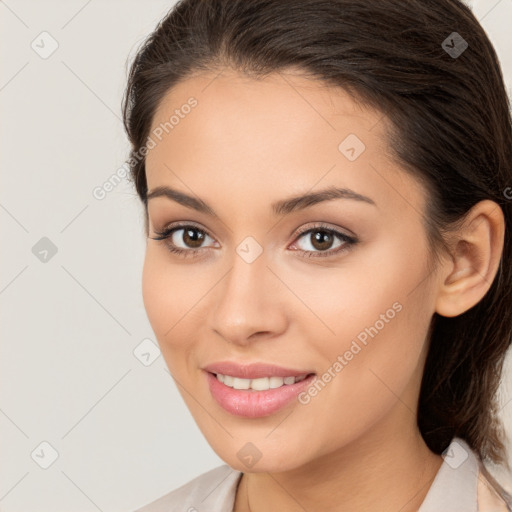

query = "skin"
[[142, 68, 505, 511]]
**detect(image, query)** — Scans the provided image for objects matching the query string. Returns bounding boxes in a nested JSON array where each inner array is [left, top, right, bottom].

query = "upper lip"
[[203, 361, 315, 379]]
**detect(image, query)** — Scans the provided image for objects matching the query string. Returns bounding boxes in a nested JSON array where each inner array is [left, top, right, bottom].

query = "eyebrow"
[[146, 185, 376, 217]]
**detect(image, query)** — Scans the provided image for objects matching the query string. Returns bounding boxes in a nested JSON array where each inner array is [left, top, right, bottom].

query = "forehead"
[[145, 68, 426, 221], [149, 67, 385, 147], [146, 68, 382, 177]]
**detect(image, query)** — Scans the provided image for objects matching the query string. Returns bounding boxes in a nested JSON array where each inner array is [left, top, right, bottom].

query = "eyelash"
[[150, 222, 358, 259]]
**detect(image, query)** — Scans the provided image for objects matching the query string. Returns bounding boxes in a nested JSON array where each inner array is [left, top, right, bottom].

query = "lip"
[[202, 361, 314, 379], [204, 367, 317, 418]]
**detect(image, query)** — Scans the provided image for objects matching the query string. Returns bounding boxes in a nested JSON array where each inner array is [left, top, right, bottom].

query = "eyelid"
[[152, 220, 355, 239], [150, 220, 358, 258], [292, 221, 357, 241], [151, 221, 215, 240], [288, 222, 358, 258]]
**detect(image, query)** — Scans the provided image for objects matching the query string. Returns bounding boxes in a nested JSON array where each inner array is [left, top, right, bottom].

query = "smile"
[[205, 371, 317, 418], [215, 373, 309, 390]]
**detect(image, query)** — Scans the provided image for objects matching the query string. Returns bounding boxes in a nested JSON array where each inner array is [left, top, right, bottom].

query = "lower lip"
[[205, 371, 316, 418]]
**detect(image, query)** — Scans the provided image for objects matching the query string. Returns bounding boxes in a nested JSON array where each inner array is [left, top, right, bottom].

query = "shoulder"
[[133, 464, 243, 512], [419, 437, 512, 512], [477, 461, 512, 511]]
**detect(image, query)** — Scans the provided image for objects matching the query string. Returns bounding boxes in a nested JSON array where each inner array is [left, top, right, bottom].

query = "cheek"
[[142, 249, 169, 337], [141, 248, 196, 349], [141, 247, 219, 370], [279, 225, 432, 353], [290, 233, 435, 443], [305, 301, 430, 454], [336, 237, 433, 376]]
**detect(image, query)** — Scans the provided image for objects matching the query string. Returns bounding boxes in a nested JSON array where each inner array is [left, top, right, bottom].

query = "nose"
[[209, 248, 288, 347]]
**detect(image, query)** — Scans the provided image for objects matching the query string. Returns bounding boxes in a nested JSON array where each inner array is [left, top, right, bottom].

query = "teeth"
[[233, 377, 250, 390], [215, 373, 309, 390], [269, 376, 284, 388]]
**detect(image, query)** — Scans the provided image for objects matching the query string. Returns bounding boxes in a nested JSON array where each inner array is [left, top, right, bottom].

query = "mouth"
[[210, 371, 314, 391], [204, 370, 317, 418]]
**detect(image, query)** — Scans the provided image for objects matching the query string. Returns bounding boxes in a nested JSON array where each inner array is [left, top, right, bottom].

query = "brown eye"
[[150, 222, 357, 259], [309, 230, 335, 251], [291, 225, 357, 258], [180, 227, 206, 248], [150, 224, 217, 257]]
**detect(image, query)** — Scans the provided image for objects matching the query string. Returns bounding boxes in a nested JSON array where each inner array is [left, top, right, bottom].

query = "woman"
[[123, 0, 512, 510]]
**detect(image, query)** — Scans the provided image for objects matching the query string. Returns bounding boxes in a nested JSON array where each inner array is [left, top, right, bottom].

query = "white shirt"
[[134, 437, 512, 511]]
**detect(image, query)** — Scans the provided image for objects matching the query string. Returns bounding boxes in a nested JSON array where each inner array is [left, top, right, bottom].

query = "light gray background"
[[1, 1, 511, 511]]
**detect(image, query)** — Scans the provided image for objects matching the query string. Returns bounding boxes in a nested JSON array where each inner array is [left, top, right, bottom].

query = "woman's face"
[[142, 68, 443, 472]]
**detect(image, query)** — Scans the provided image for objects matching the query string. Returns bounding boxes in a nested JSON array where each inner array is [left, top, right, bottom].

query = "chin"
[[208, 436, 310, 474]]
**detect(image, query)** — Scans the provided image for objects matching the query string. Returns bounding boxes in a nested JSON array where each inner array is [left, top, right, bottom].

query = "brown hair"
[[122, 0, 512, 466]]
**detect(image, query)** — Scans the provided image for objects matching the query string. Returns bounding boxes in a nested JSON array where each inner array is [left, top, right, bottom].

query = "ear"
[[435, 200, 505, 318]]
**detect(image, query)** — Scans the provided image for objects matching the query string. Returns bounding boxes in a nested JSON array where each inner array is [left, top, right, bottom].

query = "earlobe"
[[435, 200, 505, 318]]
